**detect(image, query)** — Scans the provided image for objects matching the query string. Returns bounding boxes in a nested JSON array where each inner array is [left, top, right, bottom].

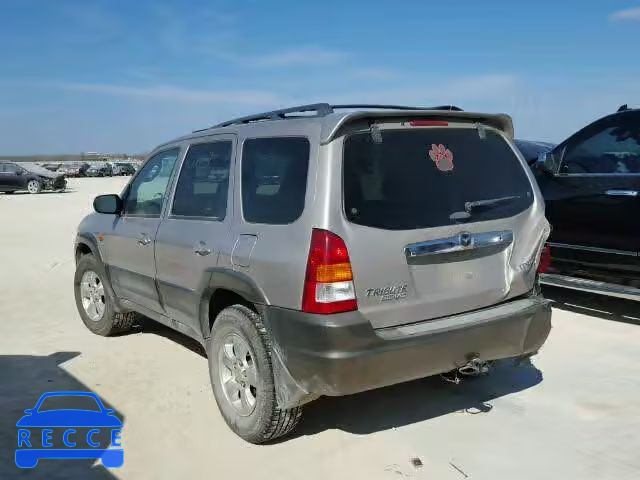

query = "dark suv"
[[73, 103, 552, 443], [534, 106, 640, 299]]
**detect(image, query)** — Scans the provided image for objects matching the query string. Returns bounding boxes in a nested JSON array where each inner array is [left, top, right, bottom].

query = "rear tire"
[[74, 254, 135, 336], [207, 305, 302, 443]]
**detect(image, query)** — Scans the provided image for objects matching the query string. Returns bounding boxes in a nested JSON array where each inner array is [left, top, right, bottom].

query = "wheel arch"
[[74, 233, 123, 313], [199, 268, 269, 340]]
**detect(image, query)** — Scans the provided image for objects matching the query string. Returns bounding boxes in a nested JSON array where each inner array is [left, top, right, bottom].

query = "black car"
[[533, 106, 640, 299], [58, 162, 90, 177], [85, 163, 113, 177], [112, 162, 136, 176], [514, 139, 554, 165], [0, 161, 67, 194]]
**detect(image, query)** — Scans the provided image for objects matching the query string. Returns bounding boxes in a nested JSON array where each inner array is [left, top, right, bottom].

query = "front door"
[[155, 136, 235, 333], [540, 111, 640, 278], [0, 163, 24, 190], [104, 148, 181, 313]]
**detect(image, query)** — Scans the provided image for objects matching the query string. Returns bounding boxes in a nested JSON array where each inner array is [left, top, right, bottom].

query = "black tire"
[[207, 305, 302, 443], [74, 254, 135, 336]]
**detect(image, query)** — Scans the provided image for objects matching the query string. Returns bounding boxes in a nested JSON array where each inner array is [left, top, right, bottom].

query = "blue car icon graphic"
[[16, 391, 123, 468]]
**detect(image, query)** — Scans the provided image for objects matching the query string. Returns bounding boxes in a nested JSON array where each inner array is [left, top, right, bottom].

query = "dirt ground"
[[1, 177, 639, 480]]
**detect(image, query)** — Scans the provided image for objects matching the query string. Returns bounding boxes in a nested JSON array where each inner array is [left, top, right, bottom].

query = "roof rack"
[[194, 103, 464, 132]]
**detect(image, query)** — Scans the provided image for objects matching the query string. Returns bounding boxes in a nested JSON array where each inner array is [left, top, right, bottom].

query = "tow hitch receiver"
[[441, 357, 491, 384]]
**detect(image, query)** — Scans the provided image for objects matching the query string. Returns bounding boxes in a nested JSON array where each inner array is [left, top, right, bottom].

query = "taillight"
[[302, 229, 357, 314], [538, 245, 551, 273]]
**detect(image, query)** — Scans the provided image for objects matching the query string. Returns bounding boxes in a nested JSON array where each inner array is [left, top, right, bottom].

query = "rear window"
[[241, 137, 309, 224], [343, 128, 533, 230]]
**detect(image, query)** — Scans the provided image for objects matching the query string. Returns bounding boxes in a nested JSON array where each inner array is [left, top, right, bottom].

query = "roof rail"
[[194, 103, 464, 132]]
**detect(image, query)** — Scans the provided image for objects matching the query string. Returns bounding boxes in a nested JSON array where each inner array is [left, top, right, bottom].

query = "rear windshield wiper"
[[449, 195, 521, 221], [464, 195, 521, 213]]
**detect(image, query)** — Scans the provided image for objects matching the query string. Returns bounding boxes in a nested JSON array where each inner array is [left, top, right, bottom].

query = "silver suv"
[[73, 103, 552, 443]]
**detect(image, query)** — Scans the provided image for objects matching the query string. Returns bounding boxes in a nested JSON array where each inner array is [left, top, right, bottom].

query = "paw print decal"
[[428, 144, 454, 172]]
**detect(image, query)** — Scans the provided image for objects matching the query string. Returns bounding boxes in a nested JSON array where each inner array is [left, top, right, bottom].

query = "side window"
[[171, 141, 232, 219], [241, 137, 310, 224], [3, 163, 18, 174], [561, 119, 640, 174], [124, 148, 180, 216]]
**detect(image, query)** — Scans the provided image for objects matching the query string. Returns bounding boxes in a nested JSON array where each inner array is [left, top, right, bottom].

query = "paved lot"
[[1, 177, 639, 480]]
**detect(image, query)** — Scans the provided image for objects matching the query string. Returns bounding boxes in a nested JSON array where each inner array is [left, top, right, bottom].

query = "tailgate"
[[341, 122, 540, 329]]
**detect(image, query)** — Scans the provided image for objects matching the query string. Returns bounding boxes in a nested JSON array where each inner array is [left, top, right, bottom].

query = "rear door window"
[[343, 128, 533, 230], [241, 137, 309, 224]]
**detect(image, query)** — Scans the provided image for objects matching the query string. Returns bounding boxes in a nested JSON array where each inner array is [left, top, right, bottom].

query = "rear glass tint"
[[242, 137, 309, 224], [343, 128, 533, 230]]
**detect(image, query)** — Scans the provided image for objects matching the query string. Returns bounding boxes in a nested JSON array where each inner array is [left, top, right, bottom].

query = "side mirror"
[[16, 169, 23, 176], [93, 194, 123, 215], [536, 151, 558, 175]]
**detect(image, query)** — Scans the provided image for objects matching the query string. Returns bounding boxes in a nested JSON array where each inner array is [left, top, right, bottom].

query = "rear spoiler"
[[321, 110, 514, 144]]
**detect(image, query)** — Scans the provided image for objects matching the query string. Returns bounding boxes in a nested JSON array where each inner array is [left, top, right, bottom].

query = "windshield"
[[343, 128, 534, 230]]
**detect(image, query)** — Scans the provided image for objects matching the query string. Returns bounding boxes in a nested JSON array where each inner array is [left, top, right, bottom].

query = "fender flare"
[[74, 234, 123, 313], [199, 268, 269, 339]]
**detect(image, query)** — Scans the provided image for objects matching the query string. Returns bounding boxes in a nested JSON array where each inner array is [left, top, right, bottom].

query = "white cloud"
[[217, 46, 349, 68], [609, 7, 640, 21], [54, 83, 284, 105], [319, 73, 519, 107]]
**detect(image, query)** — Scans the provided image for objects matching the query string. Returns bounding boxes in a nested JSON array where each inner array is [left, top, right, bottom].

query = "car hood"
[[21, 163, 62, 179], [16, 410, 123, 427]]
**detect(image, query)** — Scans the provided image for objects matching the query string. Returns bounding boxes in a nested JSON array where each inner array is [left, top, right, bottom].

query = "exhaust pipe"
[[441, 357, 491, 384], [458, 357, 490, 376]]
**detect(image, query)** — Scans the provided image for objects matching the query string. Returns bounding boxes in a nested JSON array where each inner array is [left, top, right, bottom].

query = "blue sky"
[[1, 0, 639, 154]]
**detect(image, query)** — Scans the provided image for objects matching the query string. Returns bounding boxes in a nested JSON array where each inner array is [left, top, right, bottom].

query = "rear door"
[[342, 124, 543, 329], [539, 112, 640, 276], [155, 136, 235, 332], [104, 148, 181, 313]]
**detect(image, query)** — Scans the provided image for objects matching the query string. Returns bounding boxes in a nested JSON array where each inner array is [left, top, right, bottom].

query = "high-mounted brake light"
[[409, 120, 449, 127], [302, 229, 358, 314], [538, 245, 551, 273]]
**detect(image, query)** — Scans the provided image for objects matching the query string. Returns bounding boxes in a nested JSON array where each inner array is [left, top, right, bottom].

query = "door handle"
[[137, 233, 152, 246], [605, 189, 638, 197], [194, 241, 212, 256]]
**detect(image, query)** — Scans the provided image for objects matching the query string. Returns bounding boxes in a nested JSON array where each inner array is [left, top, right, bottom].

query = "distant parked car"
[[533, 105, 640, 299], [112, 162, 136, 176], [0, 161, 67, 194], [85, 163, 113, 177], [58, 162, 90, 177], [41, 163, 62, 172], [514, 139, 554, 165]]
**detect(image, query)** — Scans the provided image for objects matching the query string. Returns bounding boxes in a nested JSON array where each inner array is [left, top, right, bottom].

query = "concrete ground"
[[1, 176, 638, 480]]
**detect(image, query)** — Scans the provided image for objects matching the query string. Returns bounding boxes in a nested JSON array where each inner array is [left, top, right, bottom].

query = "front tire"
[[208, 305, 302, 443], [27, 180, 41, 194], [74, 254, 135, 336]]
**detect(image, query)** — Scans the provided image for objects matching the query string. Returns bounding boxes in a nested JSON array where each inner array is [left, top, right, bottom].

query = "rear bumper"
[[263, 295, 551, 407]]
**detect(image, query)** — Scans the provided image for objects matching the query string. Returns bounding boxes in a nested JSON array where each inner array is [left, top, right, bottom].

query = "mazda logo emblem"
[[459, 232, 473, 247]]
